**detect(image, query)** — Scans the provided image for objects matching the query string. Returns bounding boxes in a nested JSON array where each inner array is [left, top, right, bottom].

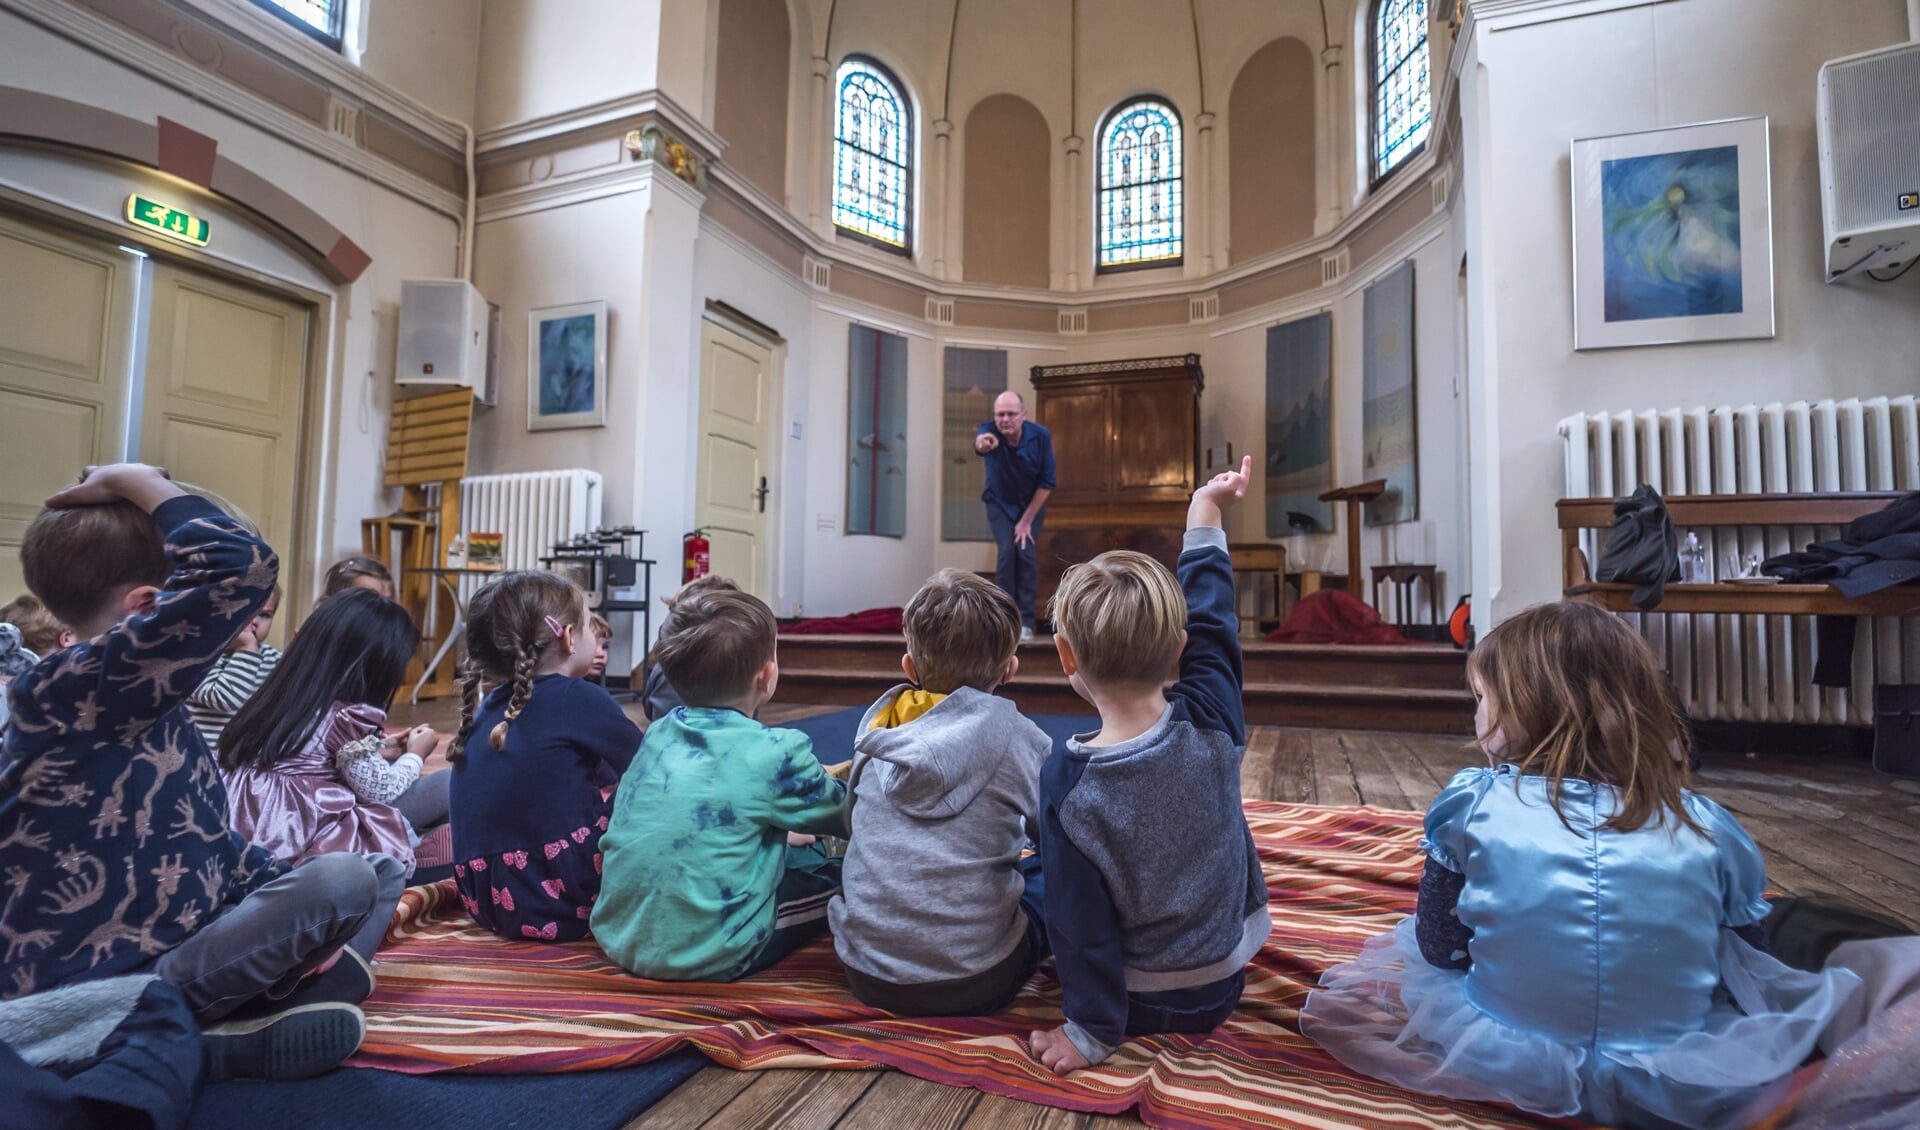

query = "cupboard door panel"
[[1036, 388, 1110, 498]]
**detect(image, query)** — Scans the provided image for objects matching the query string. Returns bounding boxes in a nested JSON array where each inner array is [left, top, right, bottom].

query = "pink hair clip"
[[543, 615, 566, 638]]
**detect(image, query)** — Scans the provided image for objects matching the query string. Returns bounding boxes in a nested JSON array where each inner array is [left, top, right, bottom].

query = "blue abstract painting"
[[1264, 313, 1334, 537], [537, 313, 598, 416], [1601, 145, 1742, 322]]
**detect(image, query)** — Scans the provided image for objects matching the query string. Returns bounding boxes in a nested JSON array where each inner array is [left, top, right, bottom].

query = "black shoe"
[[280, 945, 377, 1009], [204, 1002, 365, 1081]]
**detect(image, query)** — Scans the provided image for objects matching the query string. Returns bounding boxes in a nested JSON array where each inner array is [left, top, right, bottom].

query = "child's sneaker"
[[203, 1001, 366, 1080]]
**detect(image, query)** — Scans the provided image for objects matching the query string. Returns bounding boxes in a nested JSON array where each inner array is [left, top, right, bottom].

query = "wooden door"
[[1036, 387, 1111, 500], [0, 214, 138, 598], [139, 262, 307, 635], [696, 320, 773, 599], [1113, 379, 1197, 498]]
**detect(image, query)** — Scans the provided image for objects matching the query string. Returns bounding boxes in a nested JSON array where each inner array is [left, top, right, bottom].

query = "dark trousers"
[[1125, 969, 1245, 1039], [987, 506, 1044, 629], [0, 977, 203, 1130], [740, 844, 844, 977], [844, 854, 1049, 1017]]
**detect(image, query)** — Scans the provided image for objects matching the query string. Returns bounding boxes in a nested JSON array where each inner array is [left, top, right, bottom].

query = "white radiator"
[[458, 469, 604, 574], [1558, 397, 1920, 726]]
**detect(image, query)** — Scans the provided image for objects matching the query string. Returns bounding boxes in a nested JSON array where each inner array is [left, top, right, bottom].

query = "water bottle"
[[1679, 532, 1707, 583]]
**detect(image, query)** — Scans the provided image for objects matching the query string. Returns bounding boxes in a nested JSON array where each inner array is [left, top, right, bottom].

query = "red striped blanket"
[[353, 802, 1585, 1130]]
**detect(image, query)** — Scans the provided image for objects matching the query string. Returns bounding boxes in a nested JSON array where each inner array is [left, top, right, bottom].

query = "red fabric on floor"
[[779, 607, 904, 635], [1267, 590, 1412, 645]]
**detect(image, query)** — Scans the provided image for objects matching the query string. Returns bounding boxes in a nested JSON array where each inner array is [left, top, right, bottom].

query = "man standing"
[[975, 391, 1055, 639]]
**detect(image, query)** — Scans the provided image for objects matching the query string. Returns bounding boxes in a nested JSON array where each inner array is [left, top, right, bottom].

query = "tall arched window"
[[1097, 98, 1183, 272], [833, 56, 913, 253], [1370, 0, 1432, 185]]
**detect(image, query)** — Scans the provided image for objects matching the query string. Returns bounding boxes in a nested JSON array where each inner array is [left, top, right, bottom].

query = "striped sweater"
[[188, 646, 282, 751]]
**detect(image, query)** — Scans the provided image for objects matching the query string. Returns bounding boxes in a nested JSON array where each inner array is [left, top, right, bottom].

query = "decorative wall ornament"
[[624, 124, 705, 188], [1571, 116, 1774, 350], [527, 300, 607, 432]]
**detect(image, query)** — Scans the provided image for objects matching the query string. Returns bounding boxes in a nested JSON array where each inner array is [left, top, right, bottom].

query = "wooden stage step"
[[773, 634, 1474, 734]]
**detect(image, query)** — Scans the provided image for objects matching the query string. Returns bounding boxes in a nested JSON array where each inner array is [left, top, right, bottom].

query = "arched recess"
[[713, 0, 791, 200], [1228, 37, 1315, 262], [962, 94, 1050, 288]]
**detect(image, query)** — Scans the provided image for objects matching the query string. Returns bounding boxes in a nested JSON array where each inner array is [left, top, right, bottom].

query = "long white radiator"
[[458, 469, 604, 574], [1558, 398, 1920, 726]]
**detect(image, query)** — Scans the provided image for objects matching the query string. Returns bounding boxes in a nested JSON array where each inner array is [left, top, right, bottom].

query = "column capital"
[[932, 118, 954, 139], [1322, 44, 1344, 68], [1063, 134, 1084, 155], [1195, 111, 1217, 132], [811, 55, 832, 79]]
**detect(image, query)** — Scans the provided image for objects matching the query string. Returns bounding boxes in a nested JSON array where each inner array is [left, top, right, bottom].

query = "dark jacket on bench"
[[1763, 491, 1920, 685]]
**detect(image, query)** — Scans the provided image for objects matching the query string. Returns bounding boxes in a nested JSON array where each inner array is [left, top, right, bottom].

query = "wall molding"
[[477, 89, 727, 161], [0, 0, 464, 218]]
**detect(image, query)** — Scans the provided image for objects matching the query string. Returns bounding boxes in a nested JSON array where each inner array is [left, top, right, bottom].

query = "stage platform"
[[773, 634, 1474, 734]]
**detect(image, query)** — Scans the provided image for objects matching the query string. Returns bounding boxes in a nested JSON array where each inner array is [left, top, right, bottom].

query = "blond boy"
[[1027, 456, 1268, 1073], [829, 570, 1052, 1014]]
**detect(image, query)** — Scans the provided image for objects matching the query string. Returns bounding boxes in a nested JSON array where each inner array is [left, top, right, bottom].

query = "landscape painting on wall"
[[1362, 262, 1417, 527], [942, 347, 1007, 542], [1264, 312, 1335, 537], [847, 324, 908, 538], [527, 300, 607, 431], [1571, 116, 1773, 349]]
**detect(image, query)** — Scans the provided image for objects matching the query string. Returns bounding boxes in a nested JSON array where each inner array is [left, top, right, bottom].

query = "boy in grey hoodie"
[[827, 570, 1052, 1015]]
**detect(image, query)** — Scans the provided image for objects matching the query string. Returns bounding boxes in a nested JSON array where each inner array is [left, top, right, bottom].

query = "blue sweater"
[[1038, 527, 1270, 1063], [0, 497, 285, 1000], [975, 421, 1056, 521]]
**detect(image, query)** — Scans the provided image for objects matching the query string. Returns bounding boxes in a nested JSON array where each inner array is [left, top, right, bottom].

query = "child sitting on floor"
[[587, 612, 611, 680], [1027, 456, 1269, 1075], [0, 593, 71, 658], [0, 463, 379, 1073], [636, 575, 740, 721], [593, 582, 848, 980], [1299, 601, 1862, 1130], [829, 568, 1051, 1015], [187, 583, 282, 750], [450, 571, 641, 942], [221, 588, 446, 877], [0, 625, 33, 735], [322, 555, 394, 600]]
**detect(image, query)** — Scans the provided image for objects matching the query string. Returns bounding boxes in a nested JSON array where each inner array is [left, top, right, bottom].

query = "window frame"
[[831, 54, 915, 257], [1094, 95, 1186, 275], [1368, 0, 1432, 191], [246, 0, 346, 50]]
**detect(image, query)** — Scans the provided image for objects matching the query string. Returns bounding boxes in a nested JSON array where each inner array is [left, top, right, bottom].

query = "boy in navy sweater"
[[0, 464, 386, 1078], [1028, 456, 1270, 1073]]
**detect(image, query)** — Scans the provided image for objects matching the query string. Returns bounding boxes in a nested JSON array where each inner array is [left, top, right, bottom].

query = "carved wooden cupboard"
[[1031, 354, 1203, 615]]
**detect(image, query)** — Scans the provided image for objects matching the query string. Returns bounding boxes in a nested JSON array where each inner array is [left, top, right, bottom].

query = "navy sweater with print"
[[1038, 526, 1271, 1064], [0, 497, 285, 999]]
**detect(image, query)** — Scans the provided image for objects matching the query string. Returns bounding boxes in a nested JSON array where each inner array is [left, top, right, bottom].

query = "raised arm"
[[1169, 457, 1250, 745]]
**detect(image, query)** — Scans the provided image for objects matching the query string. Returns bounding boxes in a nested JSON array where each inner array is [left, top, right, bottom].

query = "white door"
[[0, 214, 139, 598], [139, 262, 308, 639], [695, 320, 774, 599]]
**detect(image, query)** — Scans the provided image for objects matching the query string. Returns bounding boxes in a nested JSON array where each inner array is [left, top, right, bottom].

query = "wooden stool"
[[1229, 543, 1288, 637], [1371, 564, 1441, 628]]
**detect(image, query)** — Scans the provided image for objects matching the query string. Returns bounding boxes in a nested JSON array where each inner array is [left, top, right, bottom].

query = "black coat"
[[1762, 492, 1920, 597]]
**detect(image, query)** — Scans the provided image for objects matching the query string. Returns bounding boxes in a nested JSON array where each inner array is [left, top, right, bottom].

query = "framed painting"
[[527, 300, 607, 430], [1571, 116, 1774, 350], [1264, 312, 1335, 537], [1363, 262, 1418, 527], [846, 324, 908, 538], [942, 346, 1007, 542]]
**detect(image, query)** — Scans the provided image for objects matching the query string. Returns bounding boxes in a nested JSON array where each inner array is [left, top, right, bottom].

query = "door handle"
[[755, 476, 769, 513]]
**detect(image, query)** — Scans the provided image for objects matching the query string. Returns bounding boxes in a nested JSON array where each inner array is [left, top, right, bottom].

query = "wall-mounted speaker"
[[397, 279, 491, 399], [1818, 40, 1920, 281]]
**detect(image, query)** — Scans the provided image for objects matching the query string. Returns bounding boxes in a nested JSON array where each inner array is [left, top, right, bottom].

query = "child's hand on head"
[[1029, 1026, 1091, 1075], [44, 463, 185, 512]]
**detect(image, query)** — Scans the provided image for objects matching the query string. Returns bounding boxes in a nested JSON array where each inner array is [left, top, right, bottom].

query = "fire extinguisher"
[[682, 528, 710, 583]]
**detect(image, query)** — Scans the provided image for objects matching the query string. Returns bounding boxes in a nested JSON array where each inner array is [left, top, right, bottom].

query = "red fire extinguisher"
[[682, 528, 710, 583]]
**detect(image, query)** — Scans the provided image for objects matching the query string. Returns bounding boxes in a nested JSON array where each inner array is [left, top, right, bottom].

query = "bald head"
[[993, 391, 1026, 440]]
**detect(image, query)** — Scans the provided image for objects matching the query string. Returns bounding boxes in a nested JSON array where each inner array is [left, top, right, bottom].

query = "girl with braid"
[[448, 571, 642, 941]]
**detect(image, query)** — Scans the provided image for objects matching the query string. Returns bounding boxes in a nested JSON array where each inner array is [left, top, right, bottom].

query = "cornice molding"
[[476, 162, 654, 223], [476, 90, 727, 161], [0, 0, 463, 218]]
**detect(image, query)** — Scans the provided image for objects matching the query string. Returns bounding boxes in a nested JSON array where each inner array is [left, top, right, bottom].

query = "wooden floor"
[[386, 696, 1920, 1129]]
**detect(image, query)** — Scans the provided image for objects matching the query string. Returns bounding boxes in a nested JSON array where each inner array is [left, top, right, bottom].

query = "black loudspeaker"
[[1871, 684, 1920, 777]]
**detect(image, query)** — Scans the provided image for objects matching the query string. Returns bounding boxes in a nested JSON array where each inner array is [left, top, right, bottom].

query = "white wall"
[[0, 8, 460, 607], [360, 0, 483, 122], [474, 0, 664, 131], [1458, 0, 1920, 626]]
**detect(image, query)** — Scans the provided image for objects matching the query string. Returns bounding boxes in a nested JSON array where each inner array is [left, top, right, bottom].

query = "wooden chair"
[[1371, 564, 1441, 629], [1229, 542, 1288, 637]]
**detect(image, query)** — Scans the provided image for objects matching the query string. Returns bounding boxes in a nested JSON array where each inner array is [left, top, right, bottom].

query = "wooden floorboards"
[[384, 698, 1920, 1129]]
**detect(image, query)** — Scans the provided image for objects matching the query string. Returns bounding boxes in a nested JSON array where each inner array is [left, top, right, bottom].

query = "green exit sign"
[[124, 195, 210, 246]]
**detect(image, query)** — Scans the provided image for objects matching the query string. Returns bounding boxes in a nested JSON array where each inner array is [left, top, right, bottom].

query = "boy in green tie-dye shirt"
[[592, 584, 846, 981]]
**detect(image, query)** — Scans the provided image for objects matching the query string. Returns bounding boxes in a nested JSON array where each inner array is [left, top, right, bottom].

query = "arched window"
[[1097, 98, 1184, 271], [833, 56, 913, 253], [1370, 0, 1432, 185]]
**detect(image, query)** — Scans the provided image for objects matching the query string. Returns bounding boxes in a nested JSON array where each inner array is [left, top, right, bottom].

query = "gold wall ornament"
[[623, 125, 705, 188]]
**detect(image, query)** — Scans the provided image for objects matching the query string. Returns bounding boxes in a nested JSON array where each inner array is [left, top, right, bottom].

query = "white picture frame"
[[1571, 116, 1774, 351], [527, 300, 608, 431]]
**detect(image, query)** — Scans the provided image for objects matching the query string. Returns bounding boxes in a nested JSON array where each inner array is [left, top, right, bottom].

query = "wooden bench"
[[1558, 491, 1920, 616]]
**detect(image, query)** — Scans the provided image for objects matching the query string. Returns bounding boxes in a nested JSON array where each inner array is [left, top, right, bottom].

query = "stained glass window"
[[1097, 99, 1183, 271], [1371, 0, 1431, 184], [250, 0, 345, 48], [833, 57, 913, 253]]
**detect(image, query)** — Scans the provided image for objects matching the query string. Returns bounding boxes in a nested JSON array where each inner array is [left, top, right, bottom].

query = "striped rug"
[[352, 802, 1588, 1129]]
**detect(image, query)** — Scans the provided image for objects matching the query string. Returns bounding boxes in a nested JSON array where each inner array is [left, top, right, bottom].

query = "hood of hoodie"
[[852, 684, 1034, 820]]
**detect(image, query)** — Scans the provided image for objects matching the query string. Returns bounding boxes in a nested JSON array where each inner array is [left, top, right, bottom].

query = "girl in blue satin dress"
[[1301, 602, 1861, 1130]]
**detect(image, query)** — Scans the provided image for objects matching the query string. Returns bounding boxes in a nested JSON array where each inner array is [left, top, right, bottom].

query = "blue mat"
[[786, 705, 1097, 762], [191, 1051, 704, 1130]]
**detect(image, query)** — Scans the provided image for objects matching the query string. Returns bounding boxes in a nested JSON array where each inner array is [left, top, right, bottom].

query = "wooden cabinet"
[[1031, 354, 1202, 616]]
